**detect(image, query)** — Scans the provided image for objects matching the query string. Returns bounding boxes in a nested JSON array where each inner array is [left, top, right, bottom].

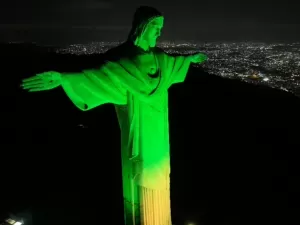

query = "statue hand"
[[21, 71, 62, 92], [188, 53, 208, 64]]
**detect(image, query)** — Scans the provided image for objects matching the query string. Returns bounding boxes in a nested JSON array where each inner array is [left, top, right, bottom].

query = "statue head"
[[127, 6, 164, 51]]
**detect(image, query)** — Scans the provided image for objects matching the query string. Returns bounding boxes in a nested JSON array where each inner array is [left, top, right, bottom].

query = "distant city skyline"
[[54, 41, 300, 98]]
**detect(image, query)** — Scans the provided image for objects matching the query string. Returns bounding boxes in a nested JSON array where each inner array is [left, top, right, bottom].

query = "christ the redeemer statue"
[[22, 6, 207, 225]]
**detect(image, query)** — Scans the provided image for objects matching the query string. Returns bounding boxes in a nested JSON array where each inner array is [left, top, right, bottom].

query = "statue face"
[[142, 17, 164, 47]]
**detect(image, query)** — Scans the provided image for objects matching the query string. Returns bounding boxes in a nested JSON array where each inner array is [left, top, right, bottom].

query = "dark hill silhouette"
[[1, 43, 299, 225]]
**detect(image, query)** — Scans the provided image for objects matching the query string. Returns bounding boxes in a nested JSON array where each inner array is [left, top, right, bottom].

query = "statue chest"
[[133, 53, 161, 87]]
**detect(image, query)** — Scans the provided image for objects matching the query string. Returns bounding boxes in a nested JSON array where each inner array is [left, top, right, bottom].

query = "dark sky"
[[1, 0, 300, 44]]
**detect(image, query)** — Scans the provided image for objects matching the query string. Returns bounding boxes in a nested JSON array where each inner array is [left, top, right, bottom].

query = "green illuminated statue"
[[22, 6, 207, 225]]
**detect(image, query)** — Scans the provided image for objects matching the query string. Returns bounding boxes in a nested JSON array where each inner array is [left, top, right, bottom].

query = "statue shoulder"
[[154, 47, 167, 54], [104, 43, 128, 62], [154, 47, 172, 59], [104, 42, 132, 61]]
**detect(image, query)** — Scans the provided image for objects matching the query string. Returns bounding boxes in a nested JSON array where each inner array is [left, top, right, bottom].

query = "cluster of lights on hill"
[[1, 218, 23, 225], [56, 41, 300, 97]]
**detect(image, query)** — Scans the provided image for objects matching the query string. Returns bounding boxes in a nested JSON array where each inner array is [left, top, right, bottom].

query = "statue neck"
[[136, 38, 151, 52]]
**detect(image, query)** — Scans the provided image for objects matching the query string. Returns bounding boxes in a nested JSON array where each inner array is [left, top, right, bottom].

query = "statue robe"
[[61, 41, 191, 225]]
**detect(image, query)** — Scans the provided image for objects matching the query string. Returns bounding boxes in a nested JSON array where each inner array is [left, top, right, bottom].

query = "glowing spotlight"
[[14, 222, 22, 225], [2, 218, 23, 225], [186, 222, 196, 225], [263, 77, 269, 81]]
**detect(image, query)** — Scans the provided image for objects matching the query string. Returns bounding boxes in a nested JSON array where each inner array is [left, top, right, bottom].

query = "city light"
[[1, 218, 23, 225], [13, 222, 22, 225], [55, 41, 300, 97]]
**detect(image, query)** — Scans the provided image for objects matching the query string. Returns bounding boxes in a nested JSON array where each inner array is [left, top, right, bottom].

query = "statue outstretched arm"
[[156, 47, 208, 64], [155, 47, 208, 85], [21, 58, 162, 111], [187, 53, 208, 64], [22, 71, 63, 92], [21, 69, 127, 111]]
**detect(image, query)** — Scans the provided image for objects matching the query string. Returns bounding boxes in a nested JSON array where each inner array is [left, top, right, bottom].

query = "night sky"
[[1, 0, 300, 44]]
